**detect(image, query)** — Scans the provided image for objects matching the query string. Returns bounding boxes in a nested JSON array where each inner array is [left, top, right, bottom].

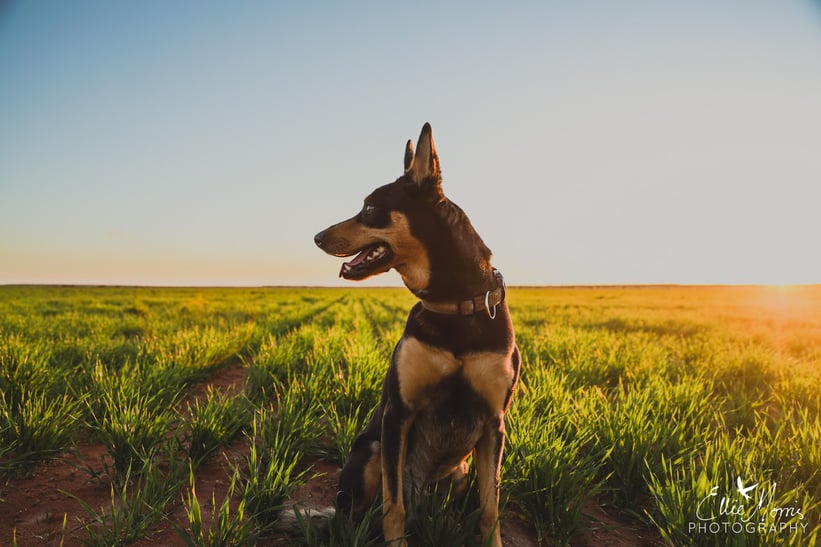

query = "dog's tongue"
[[338, 244, 387, 278], [339, 247, 371, 277], [347, 247, 373, 267]]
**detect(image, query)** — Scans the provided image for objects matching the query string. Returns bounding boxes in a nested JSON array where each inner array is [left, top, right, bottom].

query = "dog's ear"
[[407, 122, 440, 186], [404, 139, 414, 172]]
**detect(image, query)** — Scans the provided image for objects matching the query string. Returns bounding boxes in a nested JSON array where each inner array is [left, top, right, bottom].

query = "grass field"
[[1, 285, 819, 546]]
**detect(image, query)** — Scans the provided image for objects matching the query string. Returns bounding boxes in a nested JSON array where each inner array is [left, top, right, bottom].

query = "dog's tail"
[[273, 505, 337, 533]]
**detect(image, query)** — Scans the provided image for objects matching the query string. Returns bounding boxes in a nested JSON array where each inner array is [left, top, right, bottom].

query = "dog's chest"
[[394, 336, 515, 414]]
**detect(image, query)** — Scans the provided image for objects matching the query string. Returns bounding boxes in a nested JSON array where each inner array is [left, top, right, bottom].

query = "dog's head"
[[314, 123, 444, 291]]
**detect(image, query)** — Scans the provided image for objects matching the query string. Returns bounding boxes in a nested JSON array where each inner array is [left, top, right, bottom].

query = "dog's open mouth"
[[339, 242, 393, 280]]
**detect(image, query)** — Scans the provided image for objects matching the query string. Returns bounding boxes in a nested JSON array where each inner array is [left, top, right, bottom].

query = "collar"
[[419, 268, 506, 319]]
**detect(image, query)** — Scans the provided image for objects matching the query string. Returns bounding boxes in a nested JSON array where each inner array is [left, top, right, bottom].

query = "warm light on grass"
[[0, 285, 818, 545]]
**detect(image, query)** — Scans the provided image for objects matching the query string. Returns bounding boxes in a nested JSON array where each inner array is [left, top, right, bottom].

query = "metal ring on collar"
[[484, 290, 497, 319]]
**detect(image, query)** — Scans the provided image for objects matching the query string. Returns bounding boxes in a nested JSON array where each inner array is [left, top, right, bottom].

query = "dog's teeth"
[[366, 247, 382, 262], [343, 264, 352, 272]]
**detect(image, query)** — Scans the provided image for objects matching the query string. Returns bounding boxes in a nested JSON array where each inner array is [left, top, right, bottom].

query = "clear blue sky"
[[2, 1, 820, 286]]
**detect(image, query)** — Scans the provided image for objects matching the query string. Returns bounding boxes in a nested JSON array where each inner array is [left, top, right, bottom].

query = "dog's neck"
[[405, 198, 498, 303], [410, 262, 497, 303]]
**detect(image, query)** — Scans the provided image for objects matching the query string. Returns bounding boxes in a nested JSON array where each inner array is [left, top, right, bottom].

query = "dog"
[[314, 123, 520, 546]]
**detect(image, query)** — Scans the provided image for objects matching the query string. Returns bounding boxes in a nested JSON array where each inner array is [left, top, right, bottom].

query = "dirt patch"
[[182, 361, 248, 404], [572, 498, 662, 547], [1, 441, 113, 545]]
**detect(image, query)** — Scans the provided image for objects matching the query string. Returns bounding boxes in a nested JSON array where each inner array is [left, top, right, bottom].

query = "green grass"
[[0, 336, 82, 470], [176, 464, 253, 547], [504, 365, 607, 545], [66, 447, 187, 546], [183, 387, 251, 467], [1, 284, 820, 546]]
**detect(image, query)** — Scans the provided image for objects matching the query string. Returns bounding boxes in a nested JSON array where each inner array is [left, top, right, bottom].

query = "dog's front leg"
[[475, 415, 505, 547], [381, 399, 412, 546]]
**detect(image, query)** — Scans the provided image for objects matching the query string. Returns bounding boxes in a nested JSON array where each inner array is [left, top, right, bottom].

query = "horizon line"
[[2, 283, 819, 290]]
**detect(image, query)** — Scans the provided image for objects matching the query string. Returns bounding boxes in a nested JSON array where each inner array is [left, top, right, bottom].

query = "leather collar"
[[419, 268, 506, 318]]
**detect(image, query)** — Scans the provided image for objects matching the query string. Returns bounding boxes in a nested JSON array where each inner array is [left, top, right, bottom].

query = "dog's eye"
[[362, 203, 376, 217]]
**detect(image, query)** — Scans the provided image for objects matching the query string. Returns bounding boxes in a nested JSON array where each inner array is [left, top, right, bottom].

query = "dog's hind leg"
[[474, 415, 505, 547], [338, 405, 383, 517], [276, 416, 383, 535], [381, 400, 413, 546], [338, 437, 381, 516]]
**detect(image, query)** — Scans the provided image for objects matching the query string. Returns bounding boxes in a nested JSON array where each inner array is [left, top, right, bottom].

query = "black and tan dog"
[[314, 123, 520, 546]]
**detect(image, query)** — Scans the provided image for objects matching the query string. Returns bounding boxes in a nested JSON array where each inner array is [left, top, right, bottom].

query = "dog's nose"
[[314, 231, 324, 248]]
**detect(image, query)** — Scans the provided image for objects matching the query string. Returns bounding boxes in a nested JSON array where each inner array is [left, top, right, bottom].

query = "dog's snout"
[[314, 231, 325, 248]]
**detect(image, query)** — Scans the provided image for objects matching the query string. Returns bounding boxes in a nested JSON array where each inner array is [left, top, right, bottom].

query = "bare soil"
[[0, 363, 659, 546]]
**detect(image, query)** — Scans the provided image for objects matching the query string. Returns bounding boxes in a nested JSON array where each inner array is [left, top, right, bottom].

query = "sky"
[[1, 1, 820, 286]]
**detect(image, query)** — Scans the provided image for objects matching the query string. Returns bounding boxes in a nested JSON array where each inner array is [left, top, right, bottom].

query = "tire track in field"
[[135, 296, 355, 545], [139, 295, 357, 545], [141, 360, 252, 547]]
